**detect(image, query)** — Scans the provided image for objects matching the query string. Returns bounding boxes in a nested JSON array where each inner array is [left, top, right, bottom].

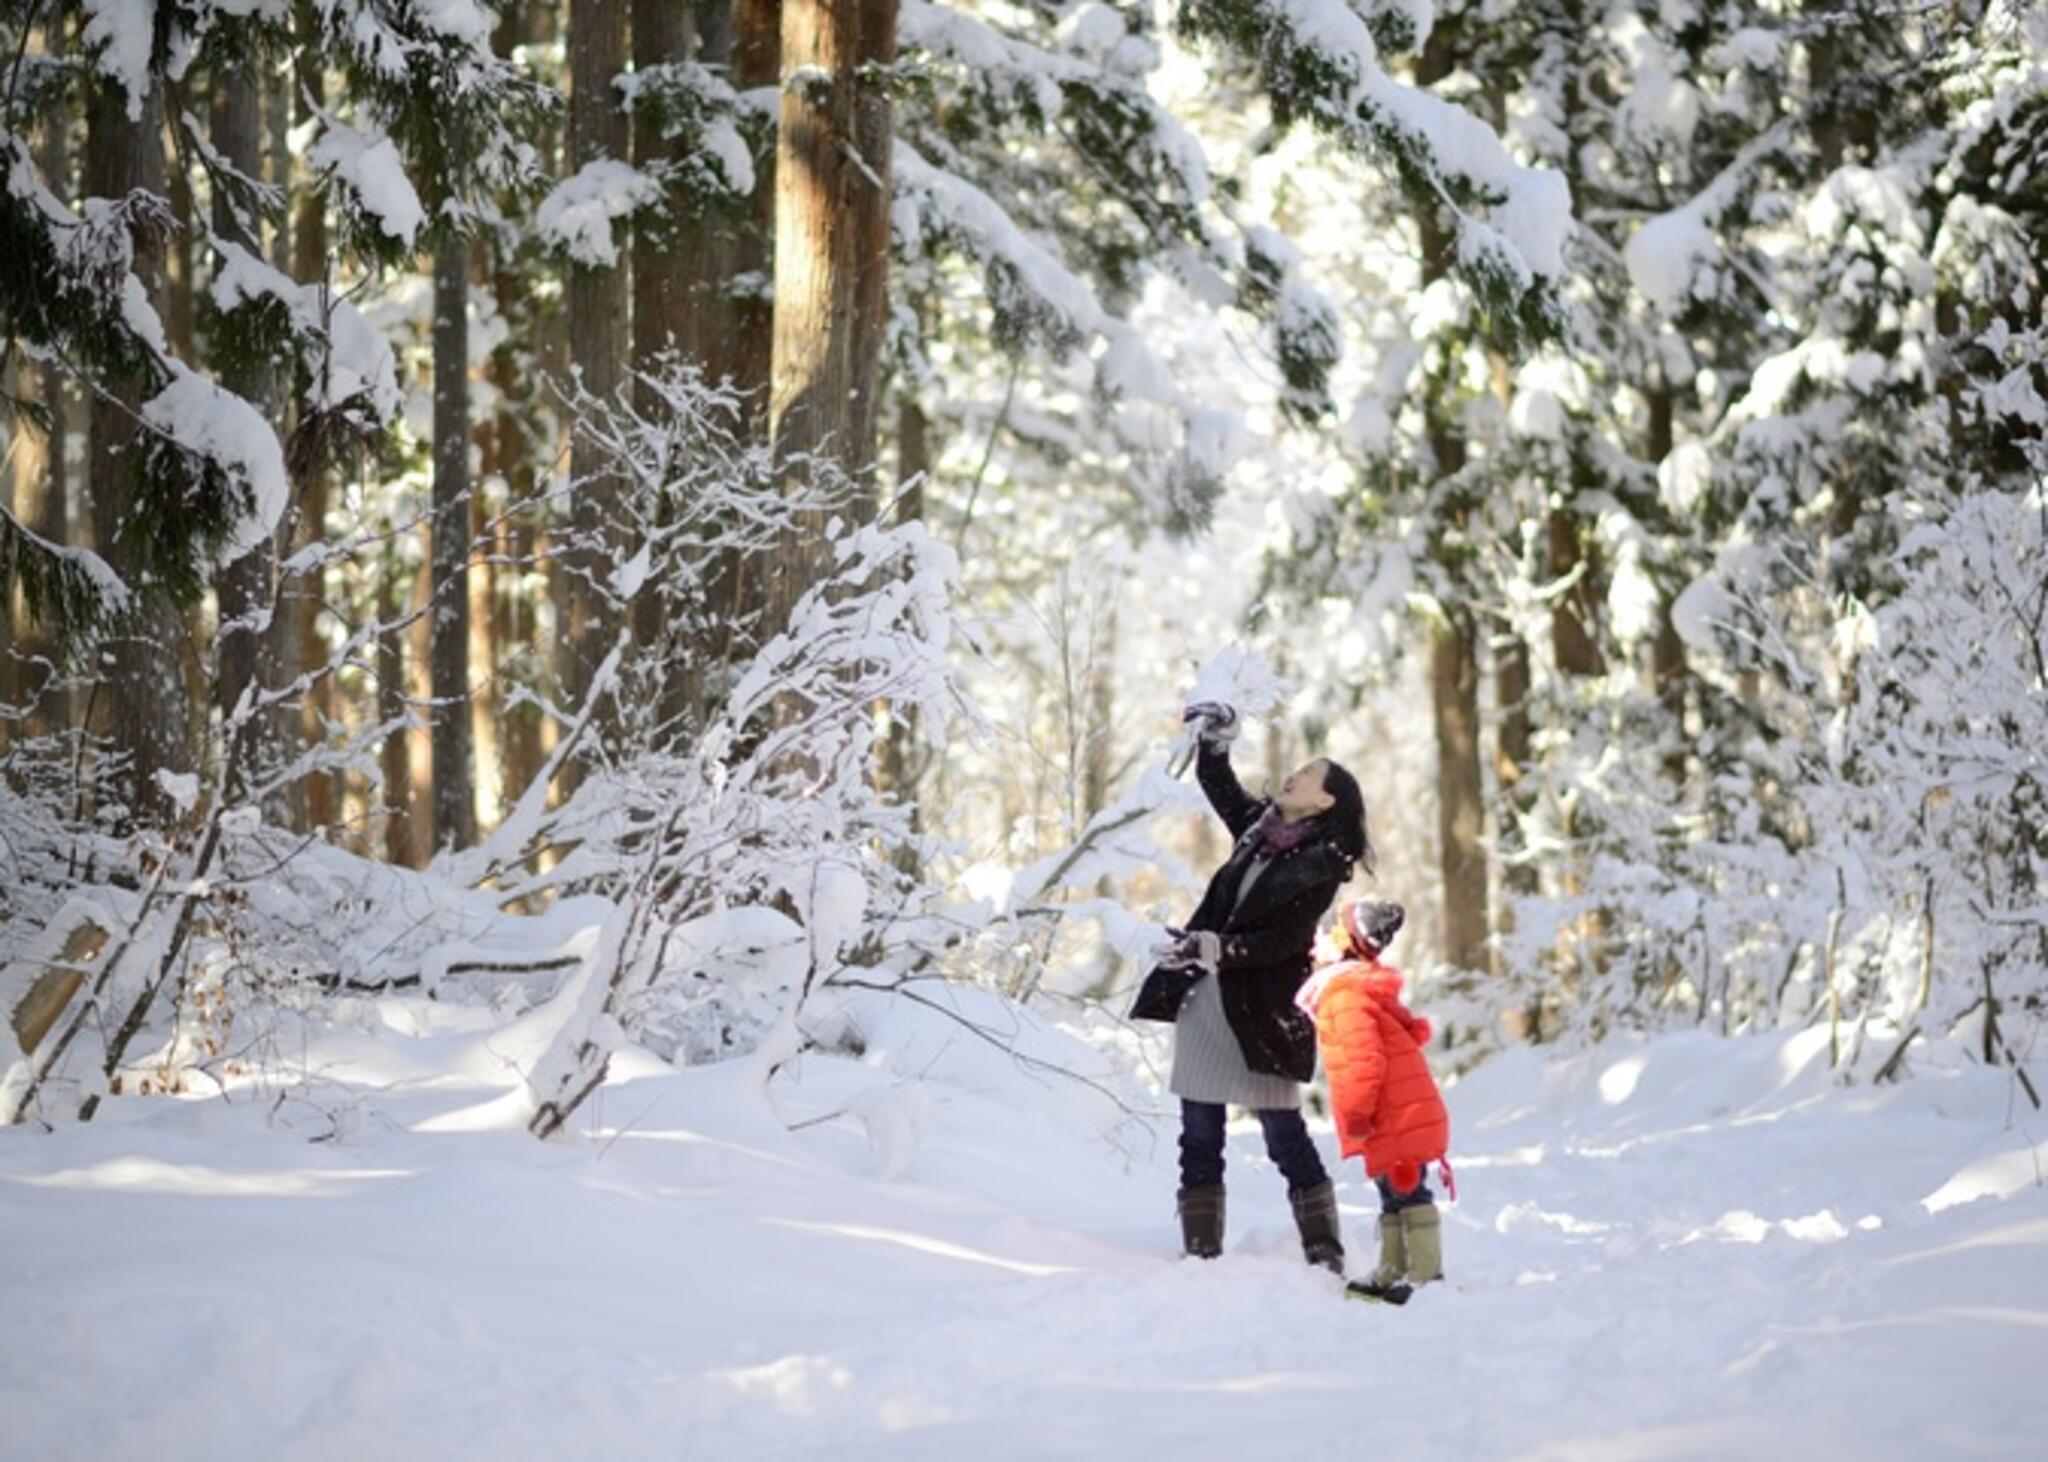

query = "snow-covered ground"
[[4, 987, 2045, 1460]]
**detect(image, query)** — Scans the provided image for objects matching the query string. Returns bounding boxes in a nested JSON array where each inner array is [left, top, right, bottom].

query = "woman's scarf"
[[1251, 803, 1317, 857]]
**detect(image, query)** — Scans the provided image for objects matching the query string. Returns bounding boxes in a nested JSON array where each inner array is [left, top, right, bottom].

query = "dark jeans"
[[1376, 1174, 1435, 1214], [1178, 1099, 1329, 1193]]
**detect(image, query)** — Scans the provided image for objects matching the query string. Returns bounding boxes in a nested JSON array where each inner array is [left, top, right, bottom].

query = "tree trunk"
[[630, 0, 697, 729], [877, 388, 926, 873], [1646, 385, 1689, 785], [87, 73, 193, 827], [1547, 510, 1603, 677], [1415, 24, 1491, 977], [732, 0, 781, 432], [377, 547, 411, 865], [1433, 606, 1490, 975], [1494, 632, 1536, 898], [560, 0, 631, 751], [431, 239, 477, 850], [6, 27, 71, 744], [212, 71, 281, 807], [633, 0, 693, 380], [292, 0, 338, 831], [767, 0, 896, 630]]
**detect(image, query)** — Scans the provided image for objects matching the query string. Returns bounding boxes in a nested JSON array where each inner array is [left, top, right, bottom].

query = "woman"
[[1132, 700, 1371, 1270]]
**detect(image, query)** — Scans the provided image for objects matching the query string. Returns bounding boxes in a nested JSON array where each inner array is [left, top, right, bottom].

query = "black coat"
[[1130, 742, 1353, 1082]]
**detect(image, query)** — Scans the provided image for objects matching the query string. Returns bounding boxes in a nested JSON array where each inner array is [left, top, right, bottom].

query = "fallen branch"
[[1872, 1025, 1922, 1084]]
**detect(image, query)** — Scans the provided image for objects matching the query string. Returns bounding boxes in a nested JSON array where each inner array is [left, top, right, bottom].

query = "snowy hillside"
[[5, 987, 2045, 1460]]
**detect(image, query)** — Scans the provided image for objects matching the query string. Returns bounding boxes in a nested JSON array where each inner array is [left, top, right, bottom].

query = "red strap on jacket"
[[1439, 1158, 1457, 1205]]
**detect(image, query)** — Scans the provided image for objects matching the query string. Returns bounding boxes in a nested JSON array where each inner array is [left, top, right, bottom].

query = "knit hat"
[[1341, 900, 1405, 956]]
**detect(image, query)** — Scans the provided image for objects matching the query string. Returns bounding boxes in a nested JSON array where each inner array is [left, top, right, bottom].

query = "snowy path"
[[4, 1013, 2046, 1460]]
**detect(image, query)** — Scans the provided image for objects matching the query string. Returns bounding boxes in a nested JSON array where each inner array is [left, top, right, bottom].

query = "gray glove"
[[1154, 926, 1222, 973], [1182, 701, 1240, 749]]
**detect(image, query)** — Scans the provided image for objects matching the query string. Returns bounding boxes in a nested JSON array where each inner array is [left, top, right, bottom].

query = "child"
[[1296, 900, 1452, 1304]]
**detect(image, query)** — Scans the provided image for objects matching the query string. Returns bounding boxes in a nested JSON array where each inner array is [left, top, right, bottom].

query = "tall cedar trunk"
[[878, 391, 927, 873], [292, 0, 339, 830], [7, 26, 71, 741], [631, 0, 696, 729], [87, 75, 193, 827], [376, 547, 411, 864], [732, 0, 780, 434], [485, 0, 547, 816], [1416, 24, 1490, 977], [560, 0, 630, 755], [1495, 635, 1536, 898], [679, 1, 742, 385], [699, 0, 782, 689], [164, 117, 196, 362], [261, 22, 305, 827], [212, 72, 281, 806], [768, 0, 895, 632], [1432, 607, 1490, 974], [1547, 511, 1603, 676], [1646, 385, 1688, 783], [430, 240, 477, 849], [486, 254, 547, 815], [845, 0, 896, 486]]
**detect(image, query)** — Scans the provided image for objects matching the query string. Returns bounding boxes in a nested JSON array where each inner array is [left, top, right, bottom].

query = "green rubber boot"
[[1401, 1202, 1444, 1285], [1344, 1215, 1413, 1304]]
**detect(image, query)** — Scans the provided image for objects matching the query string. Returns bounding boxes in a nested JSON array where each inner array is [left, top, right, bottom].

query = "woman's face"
[[1274, 758, 1336, 821]]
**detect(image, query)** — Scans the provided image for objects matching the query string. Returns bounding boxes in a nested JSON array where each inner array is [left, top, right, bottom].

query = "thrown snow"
[[5, 1012, 2044, 1459]]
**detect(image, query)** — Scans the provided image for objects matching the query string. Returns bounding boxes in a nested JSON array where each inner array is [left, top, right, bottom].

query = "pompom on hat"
[[1340, 899, 1405, 956]]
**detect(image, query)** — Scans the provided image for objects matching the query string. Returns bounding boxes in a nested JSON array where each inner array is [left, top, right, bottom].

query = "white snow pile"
[[537, 160, 664, 268], [140, 369, 290, 564], [309, 117, 429, 248], [7, 970, 2043, 1459]]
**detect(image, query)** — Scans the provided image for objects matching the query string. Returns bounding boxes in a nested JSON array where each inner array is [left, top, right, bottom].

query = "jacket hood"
[[1302, 958, 1432, 1045]]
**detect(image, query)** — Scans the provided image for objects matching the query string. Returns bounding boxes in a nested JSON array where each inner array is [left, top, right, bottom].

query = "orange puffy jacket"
[[1299, 958, 1448, 1194]]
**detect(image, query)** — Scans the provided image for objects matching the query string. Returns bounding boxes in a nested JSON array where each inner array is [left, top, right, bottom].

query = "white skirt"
[[1167, 972, 1301, 1109]]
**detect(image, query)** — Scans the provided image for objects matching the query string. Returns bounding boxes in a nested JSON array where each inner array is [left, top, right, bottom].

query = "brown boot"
[[1177, 1184, 1224, 1259], [1289, 1180, 1345, 1273]]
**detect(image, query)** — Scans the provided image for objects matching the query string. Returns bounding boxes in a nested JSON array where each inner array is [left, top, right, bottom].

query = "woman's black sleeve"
[[1196, 741, 1262, 839]]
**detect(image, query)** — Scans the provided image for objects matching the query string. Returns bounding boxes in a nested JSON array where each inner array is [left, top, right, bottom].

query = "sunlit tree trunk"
[[767, 0, 896, 630]]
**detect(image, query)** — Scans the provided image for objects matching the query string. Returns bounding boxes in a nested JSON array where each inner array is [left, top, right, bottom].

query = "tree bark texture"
[[431, 240, 477, 850], [87, 73, 194, 827], [1432, 607, 1491, 976], [211, 72, 284, 806], [561, 0, 631, 743], [767, 0, 896, 633]]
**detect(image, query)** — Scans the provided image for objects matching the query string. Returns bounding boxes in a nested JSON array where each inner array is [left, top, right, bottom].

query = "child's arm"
[[1322, 978, 1388, 1155]]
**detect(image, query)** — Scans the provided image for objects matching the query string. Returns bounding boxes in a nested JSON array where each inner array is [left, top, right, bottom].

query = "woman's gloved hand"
[[1181, 701, 1240, 748], [1152, 926, 1222, 973]]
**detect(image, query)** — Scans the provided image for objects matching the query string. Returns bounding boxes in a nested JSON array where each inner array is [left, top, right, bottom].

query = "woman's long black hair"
[[1316, 760, 1375, 876]]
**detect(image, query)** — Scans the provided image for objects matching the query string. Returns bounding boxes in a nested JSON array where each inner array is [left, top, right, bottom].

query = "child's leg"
[[1376, 1173, 1435, 1214], [1178, 1099, 1227, 1189]]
